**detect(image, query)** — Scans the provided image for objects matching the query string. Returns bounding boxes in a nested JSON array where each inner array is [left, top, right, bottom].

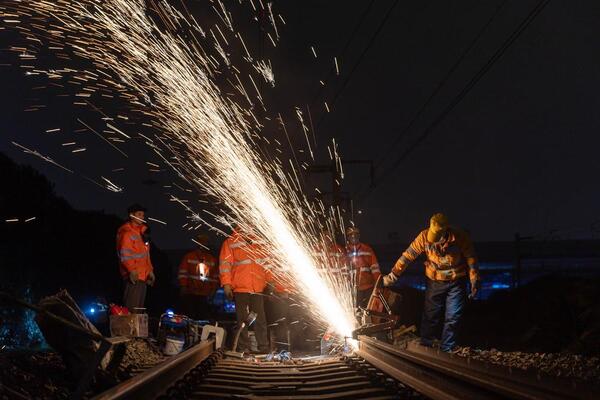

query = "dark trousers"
[[234, 292, 269, 352], [123, 280, 147, 311], [420, 277, 466, 352], [179, 294, 210, 320], [268, 295, 302, 352]]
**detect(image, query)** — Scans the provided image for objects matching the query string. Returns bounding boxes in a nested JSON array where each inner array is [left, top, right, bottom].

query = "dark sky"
[[2, 0, 600, 249]]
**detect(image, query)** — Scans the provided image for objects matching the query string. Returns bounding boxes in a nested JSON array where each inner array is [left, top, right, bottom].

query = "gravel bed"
[[0, 350, 71, 399], [454, 347, 600, 384], [0, 339, 164, 399]]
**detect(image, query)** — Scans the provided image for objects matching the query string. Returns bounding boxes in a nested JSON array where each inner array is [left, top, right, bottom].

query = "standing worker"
[[116, 204, 155, 311], [383, 213, 481, 352], [178, 233, 218, 320], [219, 227, 270, 353], [345, 226, 381, 308], [315, 228, 349, 281]]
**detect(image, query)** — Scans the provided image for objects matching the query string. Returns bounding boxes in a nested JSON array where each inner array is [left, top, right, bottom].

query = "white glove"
[[382, 272, 398, 286]]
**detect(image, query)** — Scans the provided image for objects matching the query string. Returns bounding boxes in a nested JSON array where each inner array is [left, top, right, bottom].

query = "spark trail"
[[1, 0, 356, 340]]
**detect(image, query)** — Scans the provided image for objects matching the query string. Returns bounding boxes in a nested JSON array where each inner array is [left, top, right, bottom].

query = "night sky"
[[1, 0, 599, 249]]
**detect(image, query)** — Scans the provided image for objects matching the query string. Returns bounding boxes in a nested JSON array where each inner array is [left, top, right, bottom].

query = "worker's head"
[[427, 213, 449, 243], [127, 203, 146, 226], [195, 233, 209, 247], [346, 226, 360, 245]]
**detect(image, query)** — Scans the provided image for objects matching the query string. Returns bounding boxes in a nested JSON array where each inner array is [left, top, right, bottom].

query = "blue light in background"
[[165, 309, 175, 318], [89, 307, 95, 314], [224, 301, 236, 313], [490, 283, 510, 289]]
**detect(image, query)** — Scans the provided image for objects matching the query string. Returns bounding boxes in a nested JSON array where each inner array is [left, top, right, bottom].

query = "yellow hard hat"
[[427, 213, 449, 243]]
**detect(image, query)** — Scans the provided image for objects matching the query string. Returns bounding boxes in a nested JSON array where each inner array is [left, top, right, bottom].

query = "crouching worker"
[[383, 213, 480, 352]]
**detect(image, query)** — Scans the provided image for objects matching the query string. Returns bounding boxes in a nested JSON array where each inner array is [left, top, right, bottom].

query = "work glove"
[[129, 270, 139, 284], [223, 284, 234, 300], [146, 271, 156, 286], [382, 272, 399, 287]]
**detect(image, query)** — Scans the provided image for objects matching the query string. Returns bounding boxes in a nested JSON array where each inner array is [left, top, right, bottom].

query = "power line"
[[360, 0, 551, 201], [314, 0, 401, 131], [372, 0, 509, 171], [309, 0, 377, 108]]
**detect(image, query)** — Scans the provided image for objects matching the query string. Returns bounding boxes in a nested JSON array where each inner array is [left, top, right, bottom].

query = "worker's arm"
[[459, 232, 481, 297], [392, 233, 425, 276], [383, 233, 425, 286], [338, 247, 351, 278], [117, 234, 140, 273]]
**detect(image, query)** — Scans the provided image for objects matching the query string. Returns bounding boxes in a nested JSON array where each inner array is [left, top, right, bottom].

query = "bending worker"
[[219, 226, 270, 353], [116, 203, 155, 311], [178, 233, 218, 320], [383, 213, 480, 352], [345, 226, 381, 308]]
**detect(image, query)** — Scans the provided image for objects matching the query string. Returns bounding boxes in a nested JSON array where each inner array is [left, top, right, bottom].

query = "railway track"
[[92, 336, 599, 400]]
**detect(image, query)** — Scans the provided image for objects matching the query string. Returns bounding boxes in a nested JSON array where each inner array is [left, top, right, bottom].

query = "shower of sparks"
[[100, 176, 123, 193], [147, 216, 167, 225], [1, 0, 357, 341], [254, 59, 275, 87]]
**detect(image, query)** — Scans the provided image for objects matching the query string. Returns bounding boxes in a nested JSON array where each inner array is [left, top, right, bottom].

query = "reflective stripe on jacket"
[[219, 230, 271, 293], [313, 243, 349, 278], [347, 242, 381, 291], [392, 227, 478, 281], [116, 222, 153, 281], [178, 249, 218, 296]]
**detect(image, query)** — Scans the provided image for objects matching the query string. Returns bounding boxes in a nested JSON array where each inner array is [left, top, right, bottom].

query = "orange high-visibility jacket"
[[178, 249, 218, 296], [116, 222, 153, 281], [347, 242, 381, 291], [312, 243, 349, 279], [219, 230, 272, 293], [392, 228, 478, 281]]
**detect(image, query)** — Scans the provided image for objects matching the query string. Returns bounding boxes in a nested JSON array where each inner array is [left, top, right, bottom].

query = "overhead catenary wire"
[[314, 0, 401, 130], [359, 0, 552, 201], [308, 0, 377, 109], [372, 0, 509, 172]]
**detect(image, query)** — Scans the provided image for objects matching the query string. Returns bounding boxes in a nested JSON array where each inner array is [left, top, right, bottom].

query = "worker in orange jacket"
[[345, 226, 381, 308], [383, 213, 481, 351], [219, 227, 271, 353], [116, 203, 155, 311], [314, 228, 349, 283], [178, 233, 218, 320]]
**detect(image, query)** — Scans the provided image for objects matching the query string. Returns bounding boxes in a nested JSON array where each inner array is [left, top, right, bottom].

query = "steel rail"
[[356, 337, 499, 400], [92, 339, 215, 400], [359, 336, 599, 400], [403, 341, 591, 399]]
